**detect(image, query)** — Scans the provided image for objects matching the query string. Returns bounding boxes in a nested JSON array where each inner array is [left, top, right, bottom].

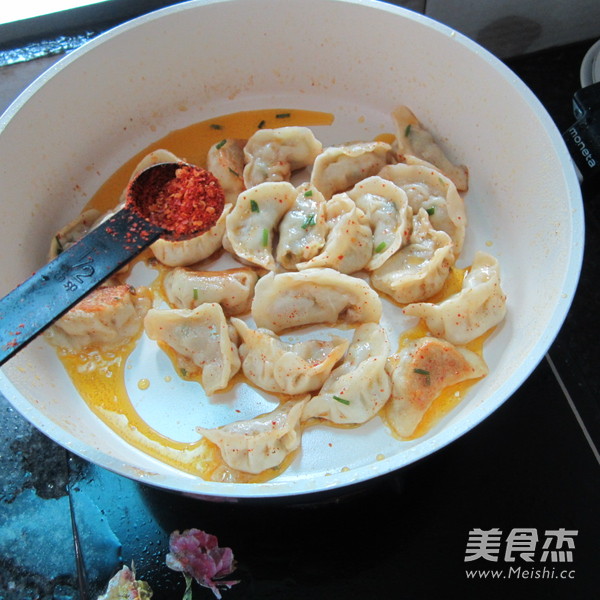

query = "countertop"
[[1, 34, 599, 600]]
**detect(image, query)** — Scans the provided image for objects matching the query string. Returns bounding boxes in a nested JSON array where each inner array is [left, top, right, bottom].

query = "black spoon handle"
[[0, 207, 164, 366]]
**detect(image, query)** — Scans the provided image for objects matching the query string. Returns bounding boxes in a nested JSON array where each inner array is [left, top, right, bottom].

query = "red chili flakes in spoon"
[[128, 162, 225, 241]]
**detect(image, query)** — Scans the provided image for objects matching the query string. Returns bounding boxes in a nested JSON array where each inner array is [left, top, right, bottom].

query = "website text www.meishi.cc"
[[464, 527, 578, 581]]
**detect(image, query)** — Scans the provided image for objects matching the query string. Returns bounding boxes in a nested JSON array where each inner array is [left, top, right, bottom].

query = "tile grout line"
[[546, 353, 600, 468], [66, 453, 90, 600]]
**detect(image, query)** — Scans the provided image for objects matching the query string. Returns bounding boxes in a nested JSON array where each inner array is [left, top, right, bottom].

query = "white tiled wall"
[[389, 0, 600, 58]]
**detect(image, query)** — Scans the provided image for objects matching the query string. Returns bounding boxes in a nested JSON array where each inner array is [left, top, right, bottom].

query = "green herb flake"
[[413, 368, 431, 386], [228, 167, 240, 177], [257, 119, 266, 129], [261, 228, 269, 247], [210, 123, 223, 130], [333, 395, 350, 405], [404, 124, 412, 137], [426, 206, 436, 216], [276, 112, 291, 119], [301, 213, 316, 230], [303, 189, 313, 197], [193, 288, 199, 301], [250, 199, 260, 213], [215, 139, 227, 150], [375, 241, 387, 253], [180, 368, 188, 377]]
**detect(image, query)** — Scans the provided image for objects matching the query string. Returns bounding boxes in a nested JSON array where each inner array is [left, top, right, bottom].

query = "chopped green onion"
[[215, 139, 227, 150], [404, 124, 412, 137], [276, 112, 291, 119], [262, 228, 269, 247], [180, 368, 188, 377], [303, 189, 313, 197], [333, 395, 350, 405], [250, 199, 260, 213], [375, 241, 387, 253], [301, 213, 316, 229], [210, 123, 223, 130], [257, 119, 266, 129], [193, 288, 199, 301], [228, 167, 240, 177], [426, 206, 436, 216], [413, 368, 431, 386]]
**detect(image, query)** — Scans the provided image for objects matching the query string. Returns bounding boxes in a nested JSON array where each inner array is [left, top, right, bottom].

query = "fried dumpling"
[[378, 162, 466, 257], [302, 324, 392, 425], [251, 268, 382, 333], [206, 138, 246, 205], [151, 203, 232, 267], [403, 251, 507, 345], [163, 267, 258, 316], [225, 181, 296, 270], [275, 183, 328, 270], [384, 336, 488, 438], [144, 303, 240, 395], [45, 284, 151, 352], [297, 193, 373, 274], [49, 208, 102, 261], [346, 175, 412, 270], [231, 318, 349, 395], [370, 208, 454, 304], [243, 126, 322, 188], [392, 105, 468, 191], [197, 399, 307, 474], [310, 141, 396, 199]]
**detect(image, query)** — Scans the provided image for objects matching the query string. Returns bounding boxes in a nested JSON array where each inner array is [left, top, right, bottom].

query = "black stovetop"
[[1, 36, 599, 600]]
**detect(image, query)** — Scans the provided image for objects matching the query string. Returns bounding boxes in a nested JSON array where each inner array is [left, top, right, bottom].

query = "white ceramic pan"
[[0, 0, 583, 499]]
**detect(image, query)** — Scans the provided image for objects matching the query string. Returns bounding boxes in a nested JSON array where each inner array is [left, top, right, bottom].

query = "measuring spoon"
[[0, 162, 225, 366]]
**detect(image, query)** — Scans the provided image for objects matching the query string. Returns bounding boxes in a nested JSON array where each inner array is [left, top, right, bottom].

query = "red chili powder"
[[128, 163, 225, 241]]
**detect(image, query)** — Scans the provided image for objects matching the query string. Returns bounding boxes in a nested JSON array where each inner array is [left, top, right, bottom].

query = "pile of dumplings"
[[45, 106, 507, 481]]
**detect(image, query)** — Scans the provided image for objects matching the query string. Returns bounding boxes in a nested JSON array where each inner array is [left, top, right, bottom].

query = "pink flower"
[[166, 529, 239, 599]]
